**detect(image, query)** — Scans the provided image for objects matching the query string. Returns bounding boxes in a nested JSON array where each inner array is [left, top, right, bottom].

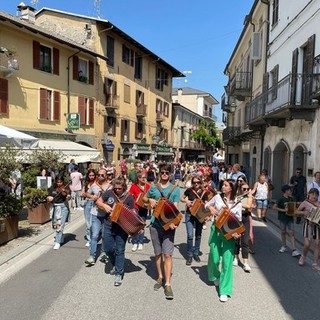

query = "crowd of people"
[[44, 159, 320, 302]]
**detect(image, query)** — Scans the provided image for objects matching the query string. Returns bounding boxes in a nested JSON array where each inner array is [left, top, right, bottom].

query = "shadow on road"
[[138, 256, 158, 281]]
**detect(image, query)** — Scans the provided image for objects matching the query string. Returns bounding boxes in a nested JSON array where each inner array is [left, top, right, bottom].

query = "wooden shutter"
[[53, 91, 60, 121], [53, 48, 59, 75], [136, 90, 140, 106], [113, 81, 117, 95], [121, 119, 125, 140], [73, 56, 79, 80], [39, 88, 48, 120], [89, 99, 94, 126], [33, 41, 40, 70], [135, 122, 138, 138], [0, 78, 8, 114], [78, 96, 86, 125], [291, 49, 299, 104], [89, 61, 94, 85], [272, 64, 279, 100]]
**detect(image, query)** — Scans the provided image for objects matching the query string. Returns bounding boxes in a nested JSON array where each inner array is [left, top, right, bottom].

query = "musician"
[[181, 175, 210, 265], [47, 176, 71, 250], [144, 164, 180, 300], [296, 188, 320, 271], [84, 168, 113, 266], [205, 179, 242, 302], [128, 171, 151, 252], [96, 178, 134, 286]]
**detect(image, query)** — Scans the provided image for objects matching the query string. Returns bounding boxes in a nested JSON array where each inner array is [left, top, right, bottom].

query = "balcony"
[[0, 53, 19, 77], [203, 110, 217, 121], [229, 72, 252, 100], [156, 111, 165, 122], [136, 104, 147, 117], [221, 93, 236, 113], [180, 141, 205, 150], [105, 94, 119, 110], [247, 73, 320, 127], [222, 126, 241, 145]]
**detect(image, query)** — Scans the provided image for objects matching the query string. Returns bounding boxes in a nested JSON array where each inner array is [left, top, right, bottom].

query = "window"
[[156, 98, 162, 113], [136, 90, 144, 106], [0, 78, 8, 115], [124, 84, 131, 103], [73, 56, 94, 85], [135, 121, 144, 139], [78, 96, 94, 126], [270, 64, 279, 100], [39, 88, 60, 121], [134, 54, 142, 80], [104, 78, 118, 105], [163, 102, 169, 117], [33, 41, 59, 75], [160, 128, 168, 141], [105, 116, 116, 136], [155, 67, 168, 91], [106, 35, 115, 67], [122, 44, 134, 66], [272, 0, 279, 26], [121, 119, 130, 142]]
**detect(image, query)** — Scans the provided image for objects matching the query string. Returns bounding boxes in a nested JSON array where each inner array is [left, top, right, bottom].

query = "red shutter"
[[33, 41, 40, 70], [0, 78, 8, 114], [73, 56, 79, 80], [89, 61, 94, 85], [53, 91, 60, 121], [89, 99, 94, 126], [39, 88, 48, 120], [78, 96, 86, 125], [53, 48, 59, 75]]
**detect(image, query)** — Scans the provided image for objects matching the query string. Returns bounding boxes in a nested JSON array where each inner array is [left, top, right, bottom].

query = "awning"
[[137, 150, 153, 154], [0, 125, 38, 148], [157, 152, 175, 156], [36, 139, 101, 163]]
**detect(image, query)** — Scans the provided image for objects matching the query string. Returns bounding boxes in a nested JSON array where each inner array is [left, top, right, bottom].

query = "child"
[[273, 184, 300, 257], [295, 188, 320, 271]]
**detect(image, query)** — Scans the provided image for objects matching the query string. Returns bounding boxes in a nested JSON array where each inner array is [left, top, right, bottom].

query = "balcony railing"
[[179, 141, 205, 149], [136, 104, 147, 116], [229, 72, 252, 98], [0, 53, 19, 76], [105, 94, 119, 109], [156, 111, 165, 122], [311, 73, 320, 98], [222, 127, 241, 143]]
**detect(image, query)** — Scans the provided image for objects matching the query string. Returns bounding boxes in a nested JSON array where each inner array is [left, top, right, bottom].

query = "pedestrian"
[[205, 179, 242, 302], [67, 159, 75, 175], [70, 165, 83, 211], [272, 184, 301, 257], [296, 188, 320, 271], [144, 163, 180, 300], [251, 174, 269, 222], [307, 171, 320, 201], [230, 163, 246, 181]]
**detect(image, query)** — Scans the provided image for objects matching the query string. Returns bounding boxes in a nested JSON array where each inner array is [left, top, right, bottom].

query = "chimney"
[[17, 2, 36, 24]]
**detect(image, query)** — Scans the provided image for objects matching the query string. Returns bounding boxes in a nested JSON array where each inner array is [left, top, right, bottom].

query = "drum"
[[189, 199, 211, 223], [306, 207, 320, 225], [111, 202, 146, 236], [136, 192, 151, 210], [153, 198, 183, 231], [285, 202, 300, 216]]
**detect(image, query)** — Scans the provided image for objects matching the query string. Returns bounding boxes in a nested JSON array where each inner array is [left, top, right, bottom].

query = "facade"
[[35, 8, 182, 163], [172, 87, 219, 162], [223, 0, 320, 197]]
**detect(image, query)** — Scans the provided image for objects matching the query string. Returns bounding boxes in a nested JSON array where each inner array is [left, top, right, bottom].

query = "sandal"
[[312, 263, 320, 271]]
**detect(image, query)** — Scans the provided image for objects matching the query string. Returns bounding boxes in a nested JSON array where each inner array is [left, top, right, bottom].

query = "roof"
[[0, 10, 108, 61], [36, 8, 184, 77], [172, 87, 219, 105]]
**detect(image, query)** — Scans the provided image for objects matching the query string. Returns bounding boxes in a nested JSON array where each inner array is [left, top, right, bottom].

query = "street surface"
[[1, 195, 320, 320]]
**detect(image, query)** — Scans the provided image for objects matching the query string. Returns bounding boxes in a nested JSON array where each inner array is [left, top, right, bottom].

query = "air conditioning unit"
[[251, 32, 261, 60]]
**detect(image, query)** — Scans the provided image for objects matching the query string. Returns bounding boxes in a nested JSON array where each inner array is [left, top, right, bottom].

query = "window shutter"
[[113, 81, 117, 95], [53, 48, 59, 75], [305, 34, 315, 75], [39, 88, 48, 120], [73, 56, 79, 80], [121, 119, 125, 140], [136, 90, 140, 106], [89, 61, 94, 85], [33, 41, 40, 70], [78, 96, 86, 125], [89, 99, 94, 126], [291, 49, 299, 104], [272, 64, 279, 100], [251, 32, 261, 60], [53, 91, 60, 121], [135, 122, 138, 138], [0, 78, 8, 114]]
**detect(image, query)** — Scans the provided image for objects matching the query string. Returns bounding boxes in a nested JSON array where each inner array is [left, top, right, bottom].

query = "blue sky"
[[0, 0, 254, 121]]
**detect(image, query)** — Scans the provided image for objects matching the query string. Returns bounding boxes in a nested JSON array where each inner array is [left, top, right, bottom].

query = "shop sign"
[[156, 145, 171, 152], [136, 144, 151, 151], [67, 113, 80, 130], [104, 139, 115, 151]]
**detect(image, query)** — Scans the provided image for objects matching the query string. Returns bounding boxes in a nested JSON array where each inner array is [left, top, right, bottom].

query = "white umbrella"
[[0, 125, 38, 148]]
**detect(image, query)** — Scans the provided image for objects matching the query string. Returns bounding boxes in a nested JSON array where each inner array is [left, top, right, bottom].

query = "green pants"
[[208, 224, 235, 296]]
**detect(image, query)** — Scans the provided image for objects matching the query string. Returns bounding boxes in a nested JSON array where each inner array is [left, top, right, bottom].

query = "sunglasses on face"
[[114, 187, 123, 191], [161, 171, 170, 175], [192, 181, 200, 184], [242, 188, 249, 191], [107, 173, 113, 176], [97, 174, 105, 177]]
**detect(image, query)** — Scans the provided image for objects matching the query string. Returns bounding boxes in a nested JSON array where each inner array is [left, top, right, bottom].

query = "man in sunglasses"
[[144, 164, 180, 300]]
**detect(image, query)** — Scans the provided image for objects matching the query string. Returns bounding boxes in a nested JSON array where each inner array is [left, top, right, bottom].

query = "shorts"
[[279, 220, 294, 233], [302, 220, 320, 240], [256, 199, 268, 209], [149, 225, 175, 256]]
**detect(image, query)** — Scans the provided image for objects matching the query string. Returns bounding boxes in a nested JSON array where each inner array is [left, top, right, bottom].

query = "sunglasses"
[[114, 187, 123, 190], [97, 174, 106, 177], [161, 171, 170, 175], [192, 181, 200, 184], [107, 173, 113, 176], [242, 188, 249, 191]]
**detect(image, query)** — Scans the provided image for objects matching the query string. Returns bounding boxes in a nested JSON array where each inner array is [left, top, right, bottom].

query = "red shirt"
[[128, 183, 151, 210]]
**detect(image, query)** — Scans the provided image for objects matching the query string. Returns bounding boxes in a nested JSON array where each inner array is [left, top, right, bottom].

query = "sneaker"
[[53, 243, 60, 250], [262, 217, 267, 222], [292, 249, 301, 257], [298, 255, 305, 266], [132, 244, 138, 252], [219, 294, 228, 302], [213, 279, 220, 287], [85, 256, 95, 266], [312, 263, 320, 271], [109, 266, 116, 275], [279, 246, 288, 253], [243, 263, 251, 273], [114, 274, 123, 286], [164, 285, 174, 300], [193, 255, 201, 263], [100, 252, 108, 263], [138, 244, 143, 251], [85, 241, 90, 247], [186, 257, 192, 266], [153, 277, 163, 291], [233, 257, 238, 266]]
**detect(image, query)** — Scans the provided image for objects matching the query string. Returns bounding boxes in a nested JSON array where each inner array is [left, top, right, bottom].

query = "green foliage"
[[23, 187, 48, 208], [0, 193, 23, 217], [0, 145, 23, 185], [191, 120, 222, 148], [27, 148, 65, 171], [22, 166, 39, 188]]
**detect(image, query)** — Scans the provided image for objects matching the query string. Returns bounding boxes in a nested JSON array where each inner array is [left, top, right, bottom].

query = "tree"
[[191, 120, 222, 149]]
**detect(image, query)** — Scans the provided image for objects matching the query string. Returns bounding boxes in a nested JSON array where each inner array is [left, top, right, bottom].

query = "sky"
[[0, 0, 254, 121]]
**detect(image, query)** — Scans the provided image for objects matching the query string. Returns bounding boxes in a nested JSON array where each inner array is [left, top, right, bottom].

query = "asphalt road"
[[1, 201, 320, 320]]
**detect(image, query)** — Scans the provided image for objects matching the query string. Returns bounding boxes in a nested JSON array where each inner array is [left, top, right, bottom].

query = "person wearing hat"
[[273, 184, 301, 257]]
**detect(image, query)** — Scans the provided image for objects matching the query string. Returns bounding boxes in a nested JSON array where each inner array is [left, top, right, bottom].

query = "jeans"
[[132, 208, 148, 245], [71, 190, 82, 208], [103, 219, 128, 276], [90, 215, 105, 258], [83, 200, 93, 241], [54, 204, 69, 244], [185, 211, 203, 257]]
